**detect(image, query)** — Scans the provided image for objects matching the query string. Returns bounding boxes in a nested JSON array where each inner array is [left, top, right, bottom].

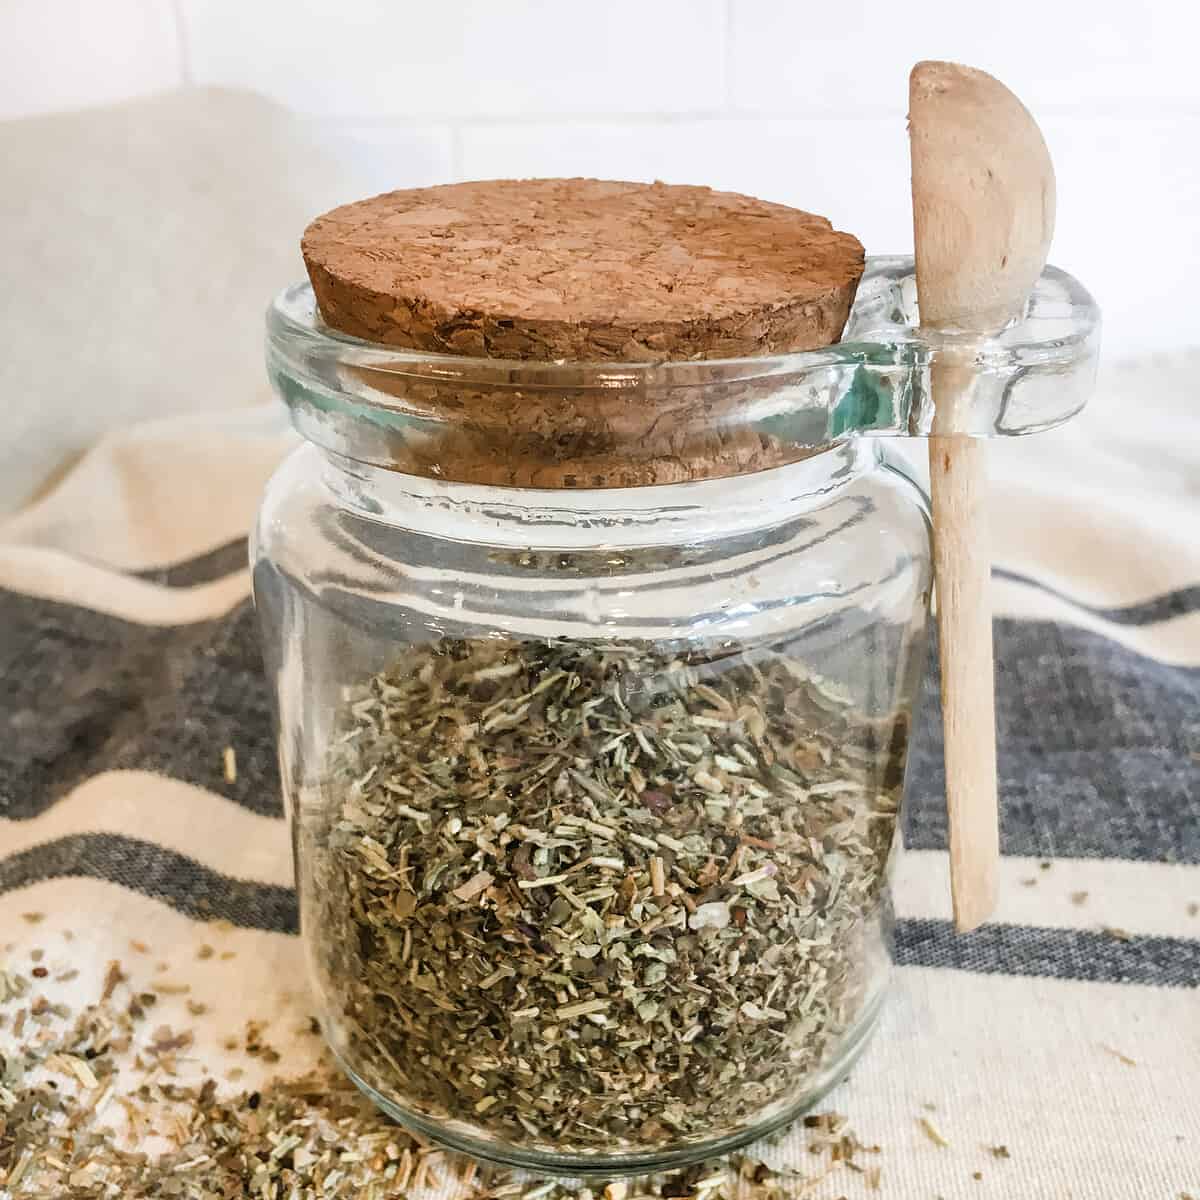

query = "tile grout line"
[[169, 0, 194, 87], [722, 0, 735, 113], [308, 101, 1200, 131]]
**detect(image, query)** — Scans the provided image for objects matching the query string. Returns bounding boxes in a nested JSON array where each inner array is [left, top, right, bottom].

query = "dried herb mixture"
[[0, 958, 880, 1197], [306, 637, 905, 1154]]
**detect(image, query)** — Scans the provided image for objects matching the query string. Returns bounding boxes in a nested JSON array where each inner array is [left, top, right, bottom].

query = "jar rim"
[[265, 256, 1099, 488]]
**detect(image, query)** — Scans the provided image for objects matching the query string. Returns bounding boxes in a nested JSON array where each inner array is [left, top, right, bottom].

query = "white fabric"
[[0, 87, 373, 513], [0, 363, 1197, 1195]]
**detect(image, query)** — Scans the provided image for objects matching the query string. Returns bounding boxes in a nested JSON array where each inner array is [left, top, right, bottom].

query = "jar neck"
[[316, 440, 881, 549]]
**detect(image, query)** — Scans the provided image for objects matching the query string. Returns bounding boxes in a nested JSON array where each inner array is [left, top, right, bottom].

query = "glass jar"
[[255, 258, 1099, 1175]]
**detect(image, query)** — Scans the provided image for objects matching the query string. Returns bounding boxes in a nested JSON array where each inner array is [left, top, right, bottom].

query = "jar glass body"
[[252, 437, 932, 1174]]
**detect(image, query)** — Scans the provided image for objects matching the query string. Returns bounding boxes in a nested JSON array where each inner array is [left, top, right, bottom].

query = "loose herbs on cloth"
[[305, 638, 906, 1152]]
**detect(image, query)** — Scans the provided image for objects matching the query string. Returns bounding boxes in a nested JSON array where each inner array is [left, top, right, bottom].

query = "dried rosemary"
[[304, 637, 907, 1153]]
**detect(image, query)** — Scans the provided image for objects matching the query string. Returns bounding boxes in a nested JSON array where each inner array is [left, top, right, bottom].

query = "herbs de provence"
[[301, 637, 905, 1153]]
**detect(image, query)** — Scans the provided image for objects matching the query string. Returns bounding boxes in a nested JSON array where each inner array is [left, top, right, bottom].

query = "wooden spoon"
[[908, 61, 1056, 931]]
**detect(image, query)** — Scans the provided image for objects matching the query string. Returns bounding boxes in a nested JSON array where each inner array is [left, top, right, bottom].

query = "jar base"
[[330, 988, 886, 1179]]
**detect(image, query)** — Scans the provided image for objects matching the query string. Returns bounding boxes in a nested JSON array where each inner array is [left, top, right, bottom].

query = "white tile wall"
[[456, 117, 914, 247], [1041, 113, 1200, 362], [0, 0, 182, 119], [321, 122, 456, 192], [728, 0, 1197, 114], [178, 0, 726, 118], [4, 0, 1198, 356], [455, 111, 1200, 362]]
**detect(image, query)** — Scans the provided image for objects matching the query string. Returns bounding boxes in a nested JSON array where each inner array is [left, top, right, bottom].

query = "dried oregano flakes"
[[305, 637, 905, 1155]]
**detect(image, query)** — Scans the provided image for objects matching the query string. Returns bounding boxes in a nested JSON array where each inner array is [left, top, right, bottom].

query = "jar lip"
[[269, 255, 1099, 385], [265, 256, 1100, 487]]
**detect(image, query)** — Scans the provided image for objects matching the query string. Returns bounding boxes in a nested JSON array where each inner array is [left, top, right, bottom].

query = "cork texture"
[[302, 179, 865, 362]]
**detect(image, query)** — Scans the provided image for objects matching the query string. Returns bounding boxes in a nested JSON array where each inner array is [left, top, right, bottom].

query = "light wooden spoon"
[[908, 60, 1055, 931]]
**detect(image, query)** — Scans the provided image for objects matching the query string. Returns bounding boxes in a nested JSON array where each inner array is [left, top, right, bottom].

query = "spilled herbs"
[[0, 958, 881, 1198]]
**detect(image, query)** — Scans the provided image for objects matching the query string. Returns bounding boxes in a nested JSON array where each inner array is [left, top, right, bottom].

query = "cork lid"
[[302, 179, 865, 362]]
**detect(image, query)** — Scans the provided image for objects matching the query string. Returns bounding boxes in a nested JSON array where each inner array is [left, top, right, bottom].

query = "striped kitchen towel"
[[1, 355, 1197, 1197]]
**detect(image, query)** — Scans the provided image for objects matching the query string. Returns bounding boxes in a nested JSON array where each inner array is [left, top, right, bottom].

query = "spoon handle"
[[929, 427, 999, 931]]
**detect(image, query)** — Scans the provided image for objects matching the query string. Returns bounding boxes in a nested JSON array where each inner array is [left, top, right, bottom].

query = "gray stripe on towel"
[[131, 536, 250, 589], [993, 567, 1200, 626], [2, 588, 1197, 863], [0, 833, 297, 934], [4, 835, 1196, 988], [894, 918, 1200, 988]]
